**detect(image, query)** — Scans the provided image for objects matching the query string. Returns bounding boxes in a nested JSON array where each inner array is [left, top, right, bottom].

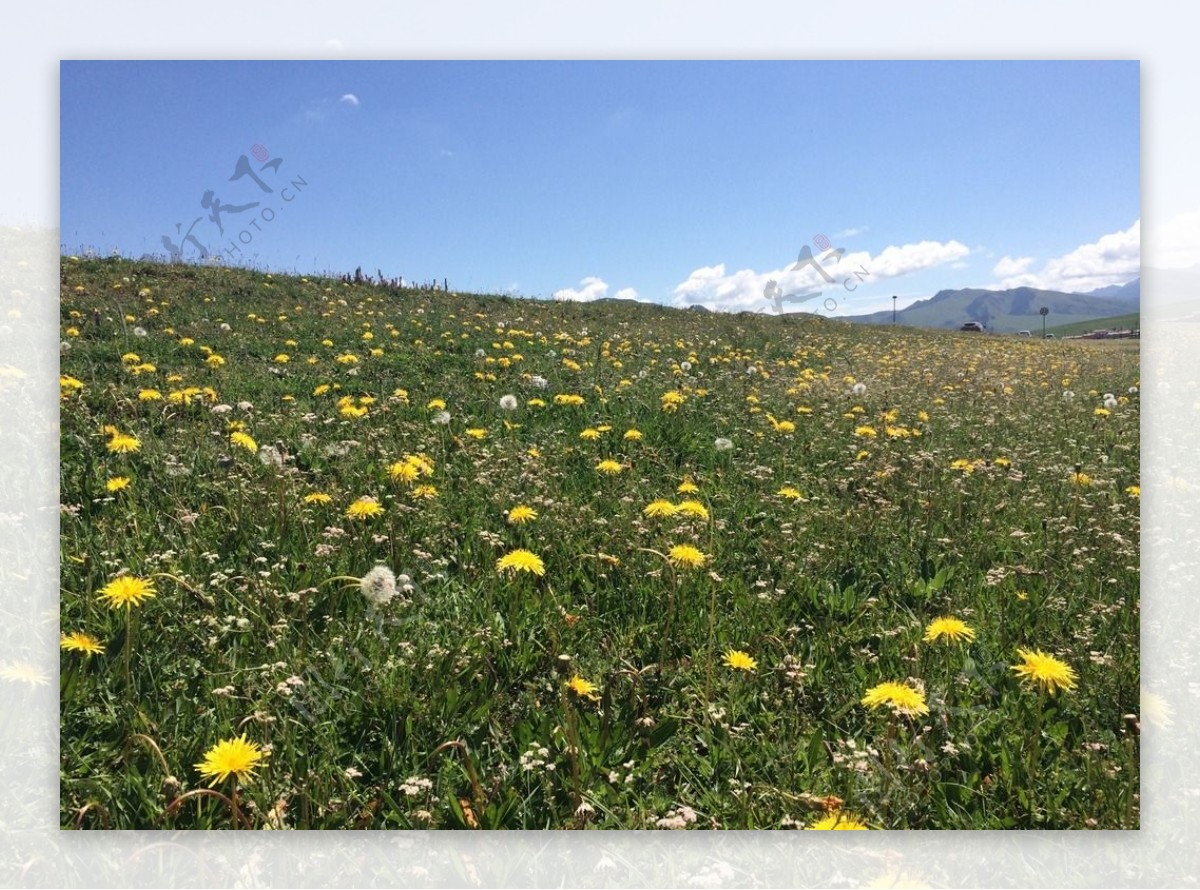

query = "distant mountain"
[[845, 285, 1137, 333], [1082, 278, 1140, 302]]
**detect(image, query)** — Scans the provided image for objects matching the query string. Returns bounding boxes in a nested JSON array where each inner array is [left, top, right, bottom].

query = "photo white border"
[[4, 2, 1195, 885]]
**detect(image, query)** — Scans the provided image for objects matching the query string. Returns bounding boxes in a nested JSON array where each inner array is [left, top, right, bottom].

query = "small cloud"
[[439, 148, 455, 158], [832, 226, 868, 240], [552, 277, 641, 303], [339, 93, 360, 108], [553, 276, 610, 302], [993, 256, 1034, 278]]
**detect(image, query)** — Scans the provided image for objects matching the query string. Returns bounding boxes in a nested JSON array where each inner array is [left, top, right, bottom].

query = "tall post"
[[892, 295, 898, 325], [1040, 306, 1049, 338]]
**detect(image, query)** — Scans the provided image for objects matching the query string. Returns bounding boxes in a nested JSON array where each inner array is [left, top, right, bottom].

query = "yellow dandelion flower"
[[411, 484, 438, 499], [195, 734, 268, 787], [623, 429, 643, 441], [596, 459, 624, 475], [302, 492, 332, 505], [677, 478, 699, 494], [206, 354, 226, 368], [507, 505, 538, 524], [1094, 407, 1110, 417], [230, 431, 258, 453], [496, 549, 545, 577], [1070, 472, 1092, 487], [855, 425, 878, 438], [389, 461, 420, 484], [723, 649, 757, 671], [98, 575, 156, 609], [675, 500, 709, 520], [346, 497, 384, 520], [106, 476, 131, 493], [106, 433, 141, 454], [1125, 485, 1140, 498], [667, 544, 707, 569], [465, 428, 487, 439], [806, 813, 869, 830], [579, 428, 601, 440], [566, 675, 600, 699], [60, 632, 105, 656], [138, 389, 162, 401], [922, 617, 976, 644], [861, 681, 929, 717], [643, 500, 678, 518], [274, 354, 289, 364], [777, 486, 802, 500], [554, 393, 585, 406], [1011, 648, 1077, 695]]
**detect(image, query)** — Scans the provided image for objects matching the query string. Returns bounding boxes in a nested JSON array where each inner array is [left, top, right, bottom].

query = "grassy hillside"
[[1047, 313, 1140, 337], [59, 257, 1140, 830]]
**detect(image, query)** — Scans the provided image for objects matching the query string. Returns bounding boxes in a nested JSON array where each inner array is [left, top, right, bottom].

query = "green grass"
[[1046, 313, 1140, 337], [59, 256, 1140, 830]]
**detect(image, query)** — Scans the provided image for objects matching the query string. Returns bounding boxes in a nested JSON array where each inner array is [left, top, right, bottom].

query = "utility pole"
[[892, 295, 898, 325]]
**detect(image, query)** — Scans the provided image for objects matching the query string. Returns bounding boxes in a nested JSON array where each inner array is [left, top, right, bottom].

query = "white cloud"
[[552, 277, 606, 302], [993, 256, 1034, 278], [1146, 208, 1200, 269], [832, 226, 868, 239], [993, 221, 1140, 292], [339, 93, 360, 107], [613, 287, 640, 301], [670, 239, 969, 314]]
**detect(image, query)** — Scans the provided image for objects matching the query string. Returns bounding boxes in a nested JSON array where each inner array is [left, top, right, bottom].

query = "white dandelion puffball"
[[220, 322, 232, 332], [360, 565, 397, 605], [747, 366, 758, 376], [432, 411, 451, 426], [1104, 396, 1118, 409], [475, 349, 486, 358], [133, 326, 148, 337], [714, 437, 734, 452], [852, 382, 867, 396], [1063, 390, 1076, 400], [258, 445, 283, 469], [530, 375, 548, 389], [680, 361, 692, 372], [499, 394, 519, 411]]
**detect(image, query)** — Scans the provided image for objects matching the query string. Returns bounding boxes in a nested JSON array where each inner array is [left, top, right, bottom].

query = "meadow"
[[58, 257, 1140, 829]]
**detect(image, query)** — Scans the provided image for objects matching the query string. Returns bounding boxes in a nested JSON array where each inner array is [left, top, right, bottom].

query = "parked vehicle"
[[1018, 330, 1032, 336], [960, 321, 984, 332]]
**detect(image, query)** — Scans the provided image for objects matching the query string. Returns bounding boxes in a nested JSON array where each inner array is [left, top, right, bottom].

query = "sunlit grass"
[[59, 256, 1139, 829]]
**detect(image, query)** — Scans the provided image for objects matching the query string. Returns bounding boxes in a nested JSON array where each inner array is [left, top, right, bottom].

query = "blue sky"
[[60, 60, 1140, 315]]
